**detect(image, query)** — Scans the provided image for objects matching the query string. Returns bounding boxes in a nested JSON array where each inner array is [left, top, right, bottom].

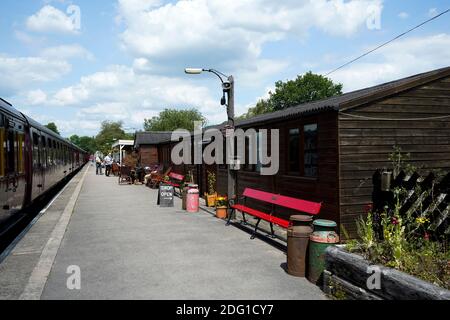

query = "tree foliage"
[[69, 135, 97, 154], [95, 121, 133, 155], [240, 72, 343, 119], [144, 108, 206, 132], [45, 122, 60, 135]]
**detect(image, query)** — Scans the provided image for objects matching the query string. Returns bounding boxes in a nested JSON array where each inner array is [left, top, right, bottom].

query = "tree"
[[95, 121, 130, 155], [270, 72, 343, 111], [240, 72, 343, 118], [45, 122, 60, 135], [239, 99, 273, 120], [144, 108, 206, 132], [69, 135, 96, 154]]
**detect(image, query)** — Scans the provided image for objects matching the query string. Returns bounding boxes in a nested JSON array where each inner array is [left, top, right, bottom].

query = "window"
[[7, 130, 16, 174], [0, 126, 5, 177], [53, 140, 57, 164], [33, 132, 40, 168], [286, 123, 318, 177], [17, 133, 25, 173], [304, 124, 318, 177], [288, 128, 300, 173], [41, 136, 47, 168], [48, 138, 53, 165]]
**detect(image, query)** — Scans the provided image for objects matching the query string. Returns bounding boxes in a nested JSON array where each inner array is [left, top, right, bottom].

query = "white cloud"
[[35, 65, 225, 135], [0, 55, 71, 96], [40, 44, 94, 60], [26, 5, 78, 34], [27, 89, 48, 105], [398, 12, 409, 19], [328, 33, 450, 91], [118, 0, 383, 76]]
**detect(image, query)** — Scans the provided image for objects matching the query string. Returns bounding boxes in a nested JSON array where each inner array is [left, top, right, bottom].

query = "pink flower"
[[392, 217, 399, 225], [424, 233, 430, 241]]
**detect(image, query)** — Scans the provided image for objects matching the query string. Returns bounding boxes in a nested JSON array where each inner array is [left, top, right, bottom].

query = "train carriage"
[[0, 98, 88, 227]]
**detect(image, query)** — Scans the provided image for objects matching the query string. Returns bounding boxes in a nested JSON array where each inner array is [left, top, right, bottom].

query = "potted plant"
[[215, 196, 228, 219], [205, 172, 217, 207]]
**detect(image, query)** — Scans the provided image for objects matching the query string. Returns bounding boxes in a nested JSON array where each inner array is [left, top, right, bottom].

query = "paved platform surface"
[[2, 165, 326, 300]]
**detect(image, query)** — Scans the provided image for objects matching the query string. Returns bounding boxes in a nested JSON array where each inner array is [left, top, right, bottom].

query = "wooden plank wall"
[[339, 76, 450, 237], [139, 145, 158, 167], [217, 111, 340, 223]]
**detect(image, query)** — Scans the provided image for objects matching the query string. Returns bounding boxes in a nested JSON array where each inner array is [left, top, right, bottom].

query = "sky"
[[0, 0, 449, 137]]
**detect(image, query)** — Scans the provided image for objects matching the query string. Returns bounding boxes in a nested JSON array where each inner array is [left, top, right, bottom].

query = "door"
[[1, 117, 26, 217], [31, 129, 44, 200], [0, 120, 6, 222]]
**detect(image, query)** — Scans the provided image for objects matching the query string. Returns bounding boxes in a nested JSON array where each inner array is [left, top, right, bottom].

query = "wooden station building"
[[135, 67, 450, 237]]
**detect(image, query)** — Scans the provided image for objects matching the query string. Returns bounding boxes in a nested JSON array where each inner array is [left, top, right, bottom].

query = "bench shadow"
[[229, 222, 287, 253]]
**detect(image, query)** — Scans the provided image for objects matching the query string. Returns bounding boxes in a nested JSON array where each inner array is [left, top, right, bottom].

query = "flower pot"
[[215, 206, 228, 220], [206, 193, 217, 207]]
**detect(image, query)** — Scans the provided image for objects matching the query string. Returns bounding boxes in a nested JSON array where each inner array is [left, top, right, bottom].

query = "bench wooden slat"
[[169, 173, 184, 181], [242, 188, 321, 215], [232, 204, 290, 229]]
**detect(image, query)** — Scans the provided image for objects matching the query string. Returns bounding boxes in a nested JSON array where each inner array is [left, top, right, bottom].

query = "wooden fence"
[[372, 170, 450, 241]]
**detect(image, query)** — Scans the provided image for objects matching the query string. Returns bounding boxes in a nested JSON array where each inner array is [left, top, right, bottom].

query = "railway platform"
[[0, 164, 325, 300]]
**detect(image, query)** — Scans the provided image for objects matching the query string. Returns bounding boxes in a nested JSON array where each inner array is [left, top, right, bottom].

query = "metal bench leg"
[[226, 208, 235, 226], [269, 223, 276, 239], [242, 212, 248, 225], [251, 219, 261, 240]]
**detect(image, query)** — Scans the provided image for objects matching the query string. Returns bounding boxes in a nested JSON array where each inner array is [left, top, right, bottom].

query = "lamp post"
[[185, 68, 236, 201]]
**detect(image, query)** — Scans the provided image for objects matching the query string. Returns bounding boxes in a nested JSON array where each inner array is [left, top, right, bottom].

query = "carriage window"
[[7, 130, 16, 173], [41, 136, 47, 168], [33, 132, 39, 167], [288, 128, 300, 173], [53, 140, 56, 163], [48, 138, 53, 165], [304, 124, 318, 177], [17, 133, 25, 173], [0, 127, 5, 177]]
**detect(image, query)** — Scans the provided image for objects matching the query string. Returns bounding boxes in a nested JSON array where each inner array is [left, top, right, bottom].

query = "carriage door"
[[0, 116, 6, 212], [31, 129, 44, 199], [1, 117, 26, 212]]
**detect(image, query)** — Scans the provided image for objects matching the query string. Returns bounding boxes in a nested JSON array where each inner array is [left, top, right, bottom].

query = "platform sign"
[[158, 185, 174, 207]]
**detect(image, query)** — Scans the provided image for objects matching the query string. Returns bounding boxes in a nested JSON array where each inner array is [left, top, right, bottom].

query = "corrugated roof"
[[236, 66, 450, 127], [134, 131, 173, 146]]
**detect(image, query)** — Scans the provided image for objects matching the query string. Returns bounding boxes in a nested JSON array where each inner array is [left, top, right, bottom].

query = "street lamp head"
[[185, 68, 203, 75]]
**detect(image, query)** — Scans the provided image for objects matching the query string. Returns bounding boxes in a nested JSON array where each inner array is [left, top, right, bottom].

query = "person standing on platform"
[[96, 154, 103, 175], [104, 153, 113, 177]]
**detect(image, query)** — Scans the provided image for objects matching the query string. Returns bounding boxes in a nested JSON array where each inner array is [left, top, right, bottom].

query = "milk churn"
[[308, 219, 340, 285], [186, 185, 200, 213], [182, 183, 197, 210], [287, 215, 313, 277]]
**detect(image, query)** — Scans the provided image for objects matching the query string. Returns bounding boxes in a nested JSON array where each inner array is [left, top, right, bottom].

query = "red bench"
[[166, 172, 185, 194], [227, 188, 322, 239]]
